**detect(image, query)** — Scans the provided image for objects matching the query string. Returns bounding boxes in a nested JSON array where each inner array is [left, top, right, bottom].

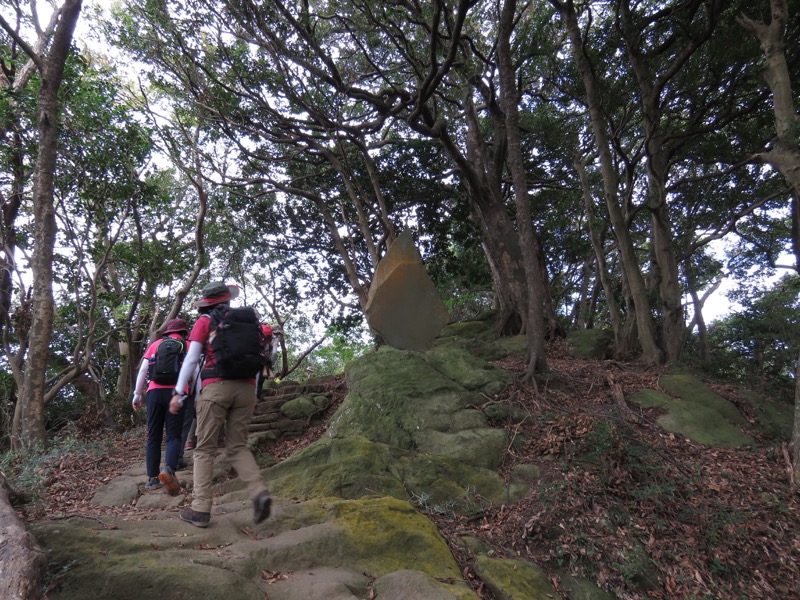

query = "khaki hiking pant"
[[191, 380, 268, 514]]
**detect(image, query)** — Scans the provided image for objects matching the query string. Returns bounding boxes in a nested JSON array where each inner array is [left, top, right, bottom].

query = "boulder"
[[366, 231, 450, 351]]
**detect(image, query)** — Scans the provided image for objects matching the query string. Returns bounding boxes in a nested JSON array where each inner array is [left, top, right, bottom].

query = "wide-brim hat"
[[164, 318, 189, 334], [193, 281, 240, 308]]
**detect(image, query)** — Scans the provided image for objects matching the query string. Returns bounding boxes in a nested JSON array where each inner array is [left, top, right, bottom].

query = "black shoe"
[[179, 507, 211, 528], [176, 459, 188, 471], [145, 476, 162, 491], [253, 491, 271, 524]]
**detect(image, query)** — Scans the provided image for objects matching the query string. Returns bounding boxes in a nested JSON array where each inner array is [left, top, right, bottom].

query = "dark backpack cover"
[[203, 306, 267, 379], [149, 337, 186, 385]]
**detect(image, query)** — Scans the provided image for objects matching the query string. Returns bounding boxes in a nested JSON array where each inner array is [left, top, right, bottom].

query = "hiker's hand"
[[131, 394, 142, 411], [169, 394, 184, 414]]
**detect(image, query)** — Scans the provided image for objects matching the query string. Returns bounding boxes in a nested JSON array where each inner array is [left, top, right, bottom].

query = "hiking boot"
[[158, 466, 181, 496], [145, 476, 162, 491], [179, 507, 210, 528], [175, 459, 188, 471], [253, 490, 272, 524]]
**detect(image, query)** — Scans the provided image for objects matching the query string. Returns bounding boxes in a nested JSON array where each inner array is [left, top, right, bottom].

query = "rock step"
[[249, 419, 305, 435], [246, 375, 342, 443]]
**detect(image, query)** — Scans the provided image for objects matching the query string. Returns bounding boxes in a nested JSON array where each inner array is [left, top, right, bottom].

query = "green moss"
[[566, 329, 613, 359], [280, 394, 330, 419], [426, 345, 511, 393], [397, 454, 509, 514], [473, 555, 559, 599], [331, 497, 463, 580], [438, 321, 491, 339], [656, 399, 754, 448], [31, 520, 261, 600], [739, 390, 793, 440], [265, 436, 408, 500], [629, 389, 672, 408], [491, 335, 528, 357], [630, 385, 754, 448], [658, 374, 748, 426]]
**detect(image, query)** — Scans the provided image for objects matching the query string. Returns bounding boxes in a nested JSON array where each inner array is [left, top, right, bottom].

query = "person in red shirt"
[[131, 318, 190, 495], [256, 322, 281, 396], [169, 281, 271, 528]]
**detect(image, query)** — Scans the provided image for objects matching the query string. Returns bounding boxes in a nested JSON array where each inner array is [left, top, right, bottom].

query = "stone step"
[[249, 419, 305, 435]]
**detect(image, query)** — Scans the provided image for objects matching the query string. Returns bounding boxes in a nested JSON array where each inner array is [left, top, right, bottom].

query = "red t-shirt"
[[190, 312, 256, 385]]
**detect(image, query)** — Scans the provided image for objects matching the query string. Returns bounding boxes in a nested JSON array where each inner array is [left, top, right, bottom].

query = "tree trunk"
[[0, 8, 62, 343], [0, 474, 47, 599], [793, 349, 800, 484], [498, 0, 548, 376], [474, 189, 529, 336], [12, 0, 83, 450], [556, 0, 661, 364], [434, 98, 531, 338], [647, 160, 685, 362], [573, 257, 592, 329], [575, 156, 625, 353]]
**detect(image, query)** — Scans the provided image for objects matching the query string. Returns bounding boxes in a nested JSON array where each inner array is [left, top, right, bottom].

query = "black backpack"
[[149, 337, 187, 385], [202, 305, 267, 380]]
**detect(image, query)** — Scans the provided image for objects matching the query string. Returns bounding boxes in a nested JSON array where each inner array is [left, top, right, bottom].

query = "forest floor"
[[18, 341, 800, 599]]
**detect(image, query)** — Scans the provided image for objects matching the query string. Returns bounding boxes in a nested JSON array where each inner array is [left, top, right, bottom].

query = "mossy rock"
[[280, 394, 330, 419], [566, 329, 613, 359], [31, 516, 266, 600], [739, 390, 793, 440], [628, 389, 672, 409], [483, 401, 529, 424], [374, 570, 477, 600], [265, 435, 409, 501], [326, 497, 462, 575], [438, 320, 491, 340], [433, 334, 509, 361], [655, 403, 754, 448], [329, 348, 500, 463], [426, 345, 511, 394], [559, 575, 618, 600], [473, 555, 559, 599], [264, 434, 512, 514], [453, 535, 495, 558], [415, 428, 508, 470], [396, 454, 514, 514], [508, 463, 540, 493], [629, 390, 754, 448], [491, 334, 528, 357], [658, 374, 748, 427]]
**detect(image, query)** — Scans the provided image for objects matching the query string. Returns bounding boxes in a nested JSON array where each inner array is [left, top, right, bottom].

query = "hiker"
[[256, 323, 281, 398], [169, 281, 271, 528], [131, 318, 191, 495]]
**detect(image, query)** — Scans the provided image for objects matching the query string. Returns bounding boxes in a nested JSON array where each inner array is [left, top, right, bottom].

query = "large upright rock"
[[366, 231, 449, 351]]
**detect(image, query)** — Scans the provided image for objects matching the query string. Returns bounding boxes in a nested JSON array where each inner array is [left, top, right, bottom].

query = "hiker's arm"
[[131, 359, 149, 411], [173, 341, 203, 398]]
